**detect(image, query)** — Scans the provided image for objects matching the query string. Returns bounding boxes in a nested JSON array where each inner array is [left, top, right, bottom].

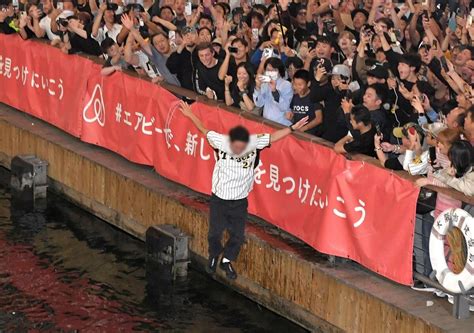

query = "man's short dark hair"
[[229, 126, 250, 143], [351, 106, 371, 126], [375, 17, 394, 30], [400, 53, 422, 72], [199, 13, 213, 25], [368, 83, 387, 102], [264, 57, 286, 77], [100, 37, 116, 53], [231, 37, 248, 48], [196, 42, 214, 54], [286, 56, 304, 69], [293, 69, 311, 83], [247, 11, 265, 24]]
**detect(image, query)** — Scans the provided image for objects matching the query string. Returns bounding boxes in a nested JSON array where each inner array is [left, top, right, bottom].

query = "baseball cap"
[[367, 63, 388, 79], [330, 64, 351, 80], [393, 122, 424, 139], [422, 122, 447, 139], [212, 37, 222, 46]]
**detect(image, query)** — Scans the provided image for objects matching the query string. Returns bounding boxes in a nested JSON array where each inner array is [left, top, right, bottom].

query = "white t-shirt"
[[134, 50, 160, 79], [207, 131, 271, 200], [92, 23, 122, 44], [39, 15, 60, 41]]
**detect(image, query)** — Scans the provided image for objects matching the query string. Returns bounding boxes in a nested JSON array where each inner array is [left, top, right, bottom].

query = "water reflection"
[[0, 186, 306, 332]]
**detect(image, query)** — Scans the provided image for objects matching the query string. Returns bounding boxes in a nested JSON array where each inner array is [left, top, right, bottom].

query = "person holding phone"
[[374, 122, 425, 170], [253, 57, 293, 126], [218, 37, 250, 82]]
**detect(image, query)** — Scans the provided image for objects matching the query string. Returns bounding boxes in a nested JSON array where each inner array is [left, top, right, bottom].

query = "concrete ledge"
[[1, 104, 473, 332]]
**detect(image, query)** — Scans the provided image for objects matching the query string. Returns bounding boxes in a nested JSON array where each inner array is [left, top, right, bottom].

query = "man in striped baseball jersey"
[[179, 101, 308, 279]]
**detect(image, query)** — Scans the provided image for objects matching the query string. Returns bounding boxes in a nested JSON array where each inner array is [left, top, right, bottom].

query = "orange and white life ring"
[[429, 208, 474, 294]]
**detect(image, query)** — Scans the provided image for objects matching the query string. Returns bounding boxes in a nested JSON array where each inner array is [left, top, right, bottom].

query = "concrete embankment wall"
[[2, 105, 472, 332]]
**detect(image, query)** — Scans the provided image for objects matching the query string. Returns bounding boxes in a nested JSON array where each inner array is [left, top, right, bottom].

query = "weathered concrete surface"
[[1, 104, 473, 332]]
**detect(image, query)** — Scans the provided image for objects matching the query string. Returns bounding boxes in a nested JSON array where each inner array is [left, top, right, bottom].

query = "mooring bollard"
[[10, 155, 48, 207], [146, 224, 190, 281]]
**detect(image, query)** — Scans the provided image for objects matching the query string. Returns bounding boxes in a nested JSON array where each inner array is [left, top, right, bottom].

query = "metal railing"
[[413, 198, 474, 319]]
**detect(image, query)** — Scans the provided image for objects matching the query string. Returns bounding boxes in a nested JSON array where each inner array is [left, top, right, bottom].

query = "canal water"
[[0, 184, 306, 332]]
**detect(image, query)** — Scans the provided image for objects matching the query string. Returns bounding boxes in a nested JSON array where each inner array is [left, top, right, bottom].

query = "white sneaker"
[[411, 285, 436, 292], [433, 289, 448, 298]]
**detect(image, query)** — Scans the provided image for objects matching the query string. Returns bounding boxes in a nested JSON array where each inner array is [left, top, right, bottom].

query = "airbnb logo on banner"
[[83, 84, 105, 127]]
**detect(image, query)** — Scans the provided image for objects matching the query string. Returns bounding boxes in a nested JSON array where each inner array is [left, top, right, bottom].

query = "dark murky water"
[[0, 185, 306, 332]]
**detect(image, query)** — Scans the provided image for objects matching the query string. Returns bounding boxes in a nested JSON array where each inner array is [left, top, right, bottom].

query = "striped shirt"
[[207, 131, 271, 200]]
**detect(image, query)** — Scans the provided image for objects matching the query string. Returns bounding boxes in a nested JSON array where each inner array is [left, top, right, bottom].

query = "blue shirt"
[[253, 78, 293, 126], [417, 107, 439, 126]]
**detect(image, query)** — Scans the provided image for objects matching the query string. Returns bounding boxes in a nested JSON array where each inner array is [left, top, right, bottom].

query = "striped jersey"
[[207, 131, 271, 200]]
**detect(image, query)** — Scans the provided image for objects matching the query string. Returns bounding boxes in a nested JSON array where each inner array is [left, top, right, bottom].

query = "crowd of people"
[[1, 0, 474, 281]]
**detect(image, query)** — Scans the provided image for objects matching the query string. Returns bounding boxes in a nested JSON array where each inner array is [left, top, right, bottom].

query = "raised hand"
[[179, 100, 193, 117], [291, 116, 309, 131]]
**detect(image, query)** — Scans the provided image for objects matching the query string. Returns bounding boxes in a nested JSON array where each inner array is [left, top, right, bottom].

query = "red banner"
[[0, 35, 419, 285]]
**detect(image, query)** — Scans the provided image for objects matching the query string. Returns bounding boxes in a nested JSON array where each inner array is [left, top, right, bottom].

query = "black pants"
[[208, 194, 248, 261]]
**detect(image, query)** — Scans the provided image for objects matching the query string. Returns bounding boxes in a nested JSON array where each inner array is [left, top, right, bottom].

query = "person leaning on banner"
[[194, 42, 225, 100], [374, 122, 426, 171], [17, 3, 46, 40], [0, 0, 20, 35], [100, 37, 129, 76], [253, 57, 293, 127], [223, 63, 256, 113], [335, 104, 376, 157], [430, 140, 474, 197], [178, 100, 308, 280], [166, 26, 199, 91], [120, 13, 180, 86], [36, 0, 60, 41]]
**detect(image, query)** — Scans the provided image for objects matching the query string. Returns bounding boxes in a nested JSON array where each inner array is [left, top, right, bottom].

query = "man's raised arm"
[[270, 116, 308, 143], [179, 101, 208, 135]]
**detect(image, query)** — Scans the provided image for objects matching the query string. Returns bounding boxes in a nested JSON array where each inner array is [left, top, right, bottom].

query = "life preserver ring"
[[429, 208, 474, 294]]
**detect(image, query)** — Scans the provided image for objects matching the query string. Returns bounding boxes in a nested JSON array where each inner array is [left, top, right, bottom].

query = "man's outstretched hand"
[[179, 101, 193, 118], [291, 116, 309, 131]]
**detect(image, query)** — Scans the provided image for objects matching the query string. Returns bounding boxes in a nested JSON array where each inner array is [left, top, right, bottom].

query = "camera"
[[323, 19, 336, 35], [106, 1, 119, 11], [57, 17, 69, 27], [228, 46, 238, 53]]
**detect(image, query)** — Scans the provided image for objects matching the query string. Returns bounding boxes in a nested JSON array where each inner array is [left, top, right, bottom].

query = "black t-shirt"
[[290, 93, 322, 136], [384, 157, 404, 170], [311, 83, 348, 143], [195, 58, 225, 100], [166, 48, 196, 91], [230, 83, 254, 109], [21, 25, 37, 39], [69, 23, 101, 56], [343, 126, 376, 157], [0, 17, 18, 35]]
